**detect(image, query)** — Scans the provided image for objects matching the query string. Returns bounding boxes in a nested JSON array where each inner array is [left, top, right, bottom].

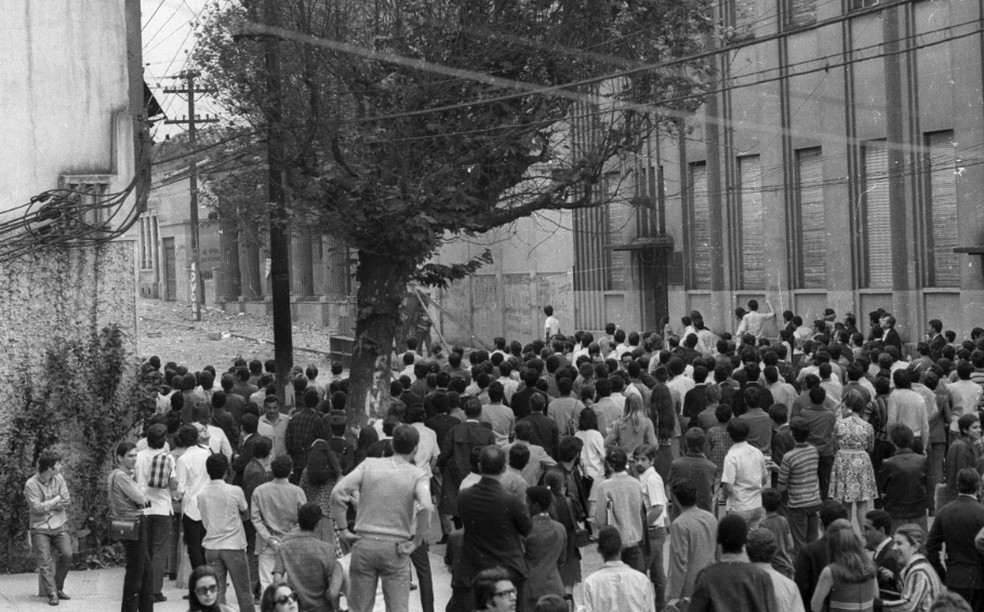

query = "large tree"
[[194, 0, 711, 422]]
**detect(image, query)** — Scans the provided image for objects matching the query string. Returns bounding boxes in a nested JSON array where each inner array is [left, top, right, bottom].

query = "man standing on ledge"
[[331, 424, 433, 612], [736, 298, 776, 340]]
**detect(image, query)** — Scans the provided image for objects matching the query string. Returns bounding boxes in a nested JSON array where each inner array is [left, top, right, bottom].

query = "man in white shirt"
[[635, 444, 669, 610], [257, 395, 289, 458], [134, 423, 178, 602], [408, 404, 440, 470], [175, 424, 213, 571], [543, 305, 560, 341], [583, 526, 655, 612], [479, 382, 515, 447], [736, 299, 776, 340], [721, 419, 769, 529]]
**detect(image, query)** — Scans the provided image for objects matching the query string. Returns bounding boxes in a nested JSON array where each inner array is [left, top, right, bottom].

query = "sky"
[[141, 0, 224, 139]]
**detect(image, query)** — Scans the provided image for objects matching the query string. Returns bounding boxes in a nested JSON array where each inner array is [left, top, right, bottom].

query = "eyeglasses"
[[275, 592, 299, 605], [195, 584, 218, 597], [494, 588, 517, 599]]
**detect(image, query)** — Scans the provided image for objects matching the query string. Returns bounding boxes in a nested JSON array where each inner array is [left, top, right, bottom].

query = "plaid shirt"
[[705, 424, 732, 477], [284, 408, 326, 470], [147, 452, 175, 489]]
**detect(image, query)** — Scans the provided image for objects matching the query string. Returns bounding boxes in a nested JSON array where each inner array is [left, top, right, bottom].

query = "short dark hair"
[[206, 453, 229, 480], [762, 488, 782, 512], [605, 447, 628, 472], [147, 423, 168, 449], [726, 418, 750, 442], [297, 502, 322, 531], [958, 413, 980, 436], [820, 499, 848, 528], [865, 509, 893, 535], [889, 423, 914, 449], [596, 526, 623, 560], [392, 424, 420, 455], [479, 445, 506, 476], [958, 467, 981, 494], [717, 514, 748, 554], [746, 528, 778, 563], [672, 480, 697, 507], [508, 443, 531, 470], [252, 436, 272, 460], [526, 486, 553, 513], [790, 418, 810, 443], [270, 455, 293, 479], [177, 424, 199, 447]]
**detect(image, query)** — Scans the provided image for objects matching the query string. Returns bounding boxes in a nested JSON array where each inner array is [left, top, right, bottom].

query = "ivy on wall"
[[0, 324, 157, 573]]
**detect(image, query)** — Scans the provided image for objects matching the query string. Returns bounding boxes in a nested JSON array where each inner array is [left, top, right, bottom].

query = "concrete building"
[[1, 0, 146, 379]]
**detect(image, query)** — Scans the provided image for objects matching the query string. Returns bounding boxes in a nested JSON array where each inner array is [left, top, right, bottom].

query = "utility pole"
[[263, 0, 294, 402], [165, 71, 218, 321]]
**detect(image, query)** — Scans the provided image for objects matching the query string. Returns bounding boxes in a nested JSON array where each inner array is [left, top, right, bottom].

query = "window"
[[732, 0, 757, 40], [794, 148, 826, 288], [861, 141, 891, 288], [784, 0, 816, 28], [925, 131, 959, 287], [688, 162, 711, 290], [738, 155, 765, 289]]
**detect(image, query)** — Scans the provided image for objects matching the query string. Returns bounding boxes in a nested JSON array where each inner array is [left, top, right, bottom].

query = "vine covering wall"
[[0, 242, 156, 572]]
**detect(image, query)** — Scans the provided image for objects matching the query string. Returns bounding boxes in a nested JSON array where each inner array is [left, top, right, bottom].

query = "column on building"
[[218, 216, 241, 300], [290, 223, 314, 297]]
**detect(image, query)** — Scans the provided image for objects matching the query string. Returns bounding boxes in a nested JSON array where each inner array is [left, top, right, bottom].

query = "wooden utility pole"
[[263, 0, 294, 402], [165, 71, 218, 321]]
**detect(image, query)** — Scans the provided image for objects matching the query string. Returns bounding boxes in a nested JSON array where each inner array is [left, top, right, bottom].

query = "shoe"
[[153, 593, 167, 603], [436, 535, 449, 545], [47, 595, 58, 606], [56, 591, 71, 601], [410, 583, 418, 591]]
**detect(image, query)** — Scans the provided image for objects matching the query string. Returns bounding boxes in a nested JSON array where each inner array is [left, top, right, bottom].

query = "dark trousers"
[[410, 541, 434, 612], [818, 455, 834, 500], [621, 543, 646, 574], [182, 515, 207, 570], [146, 514, 171, 595], [244, 520, 260, 597], [647, 527, 667, 610], [121, 517, 154, 612], [787, 504, 820, 556]]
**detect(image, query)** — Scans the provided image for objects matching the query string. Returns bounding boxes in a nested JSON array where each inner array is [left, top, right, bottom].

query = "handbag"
[[563, 494, 591, 547], [109, 472, 141, 541]]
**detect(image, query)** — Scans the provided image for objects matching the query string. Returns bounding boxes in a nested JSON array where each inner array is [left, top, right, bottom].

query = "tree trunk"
[[346, 250, 412, 427]]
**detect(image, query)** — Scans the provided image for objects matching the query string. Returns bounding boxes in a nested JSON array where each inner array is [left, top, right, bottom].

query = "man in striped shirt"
[[778, 418, 821, 553]]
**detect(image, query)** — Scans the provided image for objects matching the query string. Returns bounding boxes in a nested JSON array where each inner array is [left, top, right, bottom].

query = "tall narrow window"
[[738, 155, 765, 289], [689, 162, 711, 290], [925, 131, 959, 287], [795, 148, 826, 288], [785, 0, 816, 28], [862, 141, 892, 288], [732, 0, 757, 39]]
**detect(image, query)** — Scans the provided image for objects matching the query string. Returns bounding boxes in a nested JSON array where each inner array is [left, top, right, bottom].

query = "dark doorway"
[[638, 248, 668, 332]]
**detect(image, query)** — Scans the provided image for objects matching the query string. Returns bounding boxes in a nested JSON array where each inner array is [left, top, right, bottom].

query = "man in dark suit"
[[436, 397, 495, 526], [926, 468, 984, 611], [927, 319, 946, 361], [877, 424, 928, 530], [457, 445, 533, 611], [862, 510, 903, 598], [519, 393, 559, 459], [794, 499, 848, 610]]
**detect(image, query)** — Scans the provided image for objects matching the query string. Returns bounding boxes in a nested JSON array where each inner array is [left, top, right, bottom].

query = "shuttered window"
[[689, 162, 711, 290], [785, 0, 816, 28], [739, 155, 765, 289], [926, 131, 959, 287], [862, 141, 892, 288], [795, 148, 826, 288]]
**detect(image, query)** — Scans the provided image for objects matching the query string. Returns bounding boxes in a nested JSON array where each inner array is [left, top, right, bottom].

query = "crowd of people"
[[22, 300, 984, 612]]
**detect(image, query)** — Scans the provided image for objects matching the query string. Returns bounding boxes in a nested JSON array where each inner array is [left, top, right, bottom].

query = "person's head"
[[295, 501, 322, 533], [508, 443, 531, 471], [892, 523, 927, 565], [862, 509, 893, 549], [266, 455, 290, 480], [596, 525, 623, 561], [205, 453, 229, 480], [762, 488, 782, 513], [633, 443, 658, 475], [578, 407, 598, 432], [263, 395, 280, 419], [391, 424, 420, 455], [672, 479, 698, 508], [531, 594, 567, 612], [746, 528, 778, 564], [252, 436, 272, 461], [116, 441, 138, 471], [260, 583, 299, 612], [473, 567, 516, 612], [893, 368, 912, 390], [726, 418, 749, 443], [145, 423, 168, 450], [604, 447, 628, 473], [714, 403, 732, 424], [747, 299, 759, 312], [464, 397, 483, 420], [717, 513, 748, 555], [959, 413, 981, 439], [820, 499, 849, 529], [526, 486, 553, 515], [188, 565, 221, 610], [827, 519, 875, 583], [958, 467, 981, 495], [177, 423, 200, 448], [480, 445, 507, 477], [889, 423, 914, 450]]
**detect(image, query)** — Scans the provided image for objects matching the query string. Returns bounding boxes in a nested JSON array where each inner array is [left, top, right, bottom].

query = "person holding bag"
[[109, 441, 154, 612]]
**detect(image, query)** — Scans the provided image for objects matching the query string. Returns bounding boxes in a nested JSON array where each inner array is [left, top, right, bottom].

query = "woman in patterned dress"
[[830, 390, 878, 531], [298, 439, 343, 552]]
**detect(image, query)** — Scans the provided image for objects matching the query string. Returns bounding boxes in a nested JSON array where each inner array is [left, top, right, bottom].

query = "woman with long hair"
[[574, 407, 605, 485], [604, 393, 656, 459], [829, 390, 878, 529], [108, 441, 153, 612], [650, 367, 679, 479], [187, 565, 231, 612], [811, 519, 878, 612], [882, 524, 943, 612], [298, 439, 343, 549], [259, 584, 299, 612]]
